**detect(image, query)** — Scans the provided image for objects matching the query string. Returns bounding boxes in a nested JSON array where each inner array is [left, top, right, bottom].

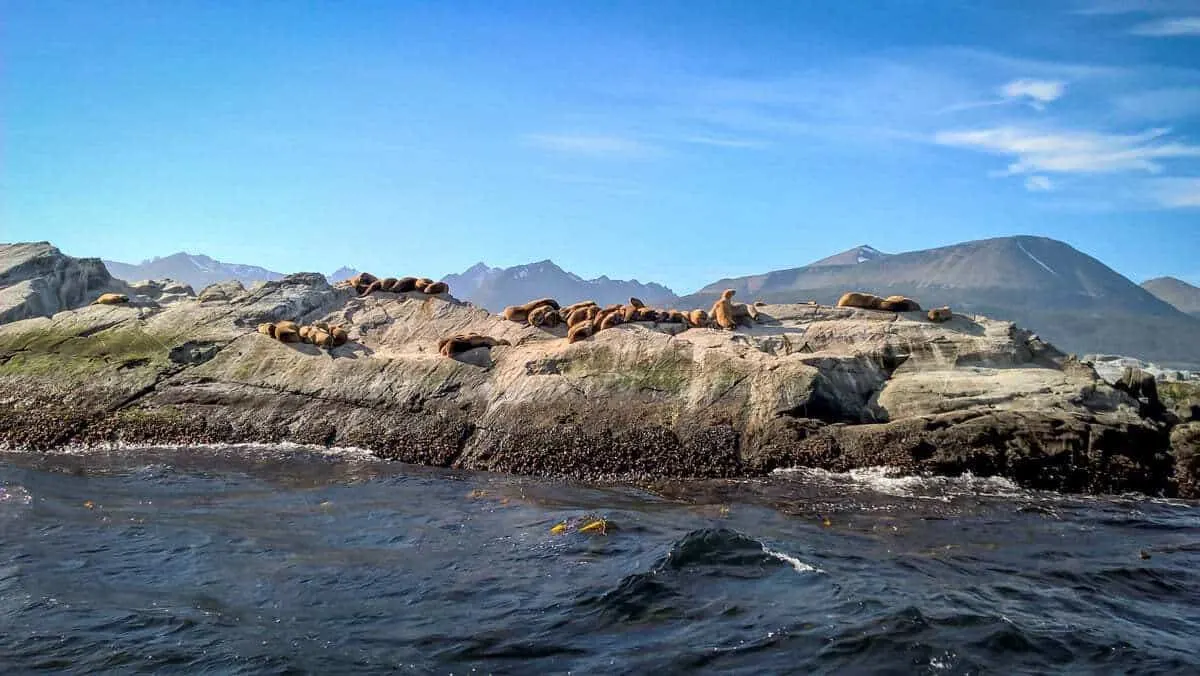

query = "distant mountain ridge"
[[1142, 277, 1200, 318], [808, 245, 889, 267], [683, 235, 1200, 368], [104, 252, 285, 289], [443, 259, 678, 312]]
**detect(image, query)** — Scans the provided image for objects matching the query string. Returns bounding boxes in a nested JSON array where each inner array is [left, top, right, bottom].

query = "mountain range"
[[1141, 277, 1200, 319], [681, 235, 1200, 368], [442, 260, 678, 311], [99, 237, 1200, 368]]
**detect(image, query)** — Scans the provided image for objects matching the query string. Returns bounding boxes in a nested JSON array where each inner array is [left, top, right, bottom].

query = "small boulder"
[[1172, 422, 1200, 499], [198, 280, 246, 303]]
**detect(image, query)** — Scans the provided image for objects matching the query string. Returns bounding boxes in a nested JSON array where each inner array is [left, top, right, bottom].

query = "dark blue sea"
[[1, 445, 1197, 674]]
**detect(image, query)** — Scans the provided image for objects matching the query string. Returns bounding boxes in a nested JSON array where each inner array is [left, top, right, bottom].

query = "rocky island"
[[1, 242, 1197, 497]]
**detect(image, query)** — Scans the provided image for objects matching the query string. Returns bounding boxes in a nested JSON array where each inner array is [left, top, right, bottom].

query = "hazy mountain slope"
[[327, 266, 360, 284], [1142, 277, 1200, 318], [103, 253, 284, 289], [443, 260, 677, 312], [808, 245, 889, 267], [685, 236, 1200, 367]]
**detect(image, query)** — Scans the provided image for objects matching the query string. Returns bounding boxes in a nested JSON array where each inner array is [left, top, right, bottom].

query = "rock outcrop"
[[1, 269, 1193, 497], [0, 242, 123, 324]]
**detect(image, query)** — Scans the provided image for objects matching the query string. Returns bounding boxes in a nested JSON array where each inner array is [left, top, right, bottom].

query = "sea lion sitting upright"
[[710, 289, 738, 330]]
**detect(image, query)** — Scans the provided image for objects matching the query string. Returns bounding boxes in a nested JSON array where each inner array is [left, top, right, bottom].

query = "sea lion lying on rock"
[[928, 307, 953, 322], [879, 295, 922, 312], [528, 304, 561, 328], [274, 320, 301, 343], [504, 298, 559, 322], [92, 293, 129, 306], [348, 273, 378, 295], [567, 320, 596, 344], [837, 291, 884, 310], [687, 309, 709, 328], [257, 322, 277, 338], [437, 333, 510, 357], [422, 281, 449, 295]]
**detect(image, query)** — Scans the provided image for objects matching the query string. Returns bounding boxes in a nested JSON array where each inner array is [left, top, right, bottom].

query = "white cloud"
[[1001, 79, 1066, 105], [1131, 17, 1200, 36], [524, 133, 656, 158], [934, 126, 1200, 174], [1024, 176, 1055, 191], [1151, 177, 1200, 206]]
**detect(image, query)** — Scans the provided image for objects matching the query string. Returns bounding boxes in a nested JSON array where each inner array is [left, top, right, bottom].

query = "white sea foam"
[[760, 544, 823, 574], [2, 441, 378, 462], [773, 466, 1026, 500]]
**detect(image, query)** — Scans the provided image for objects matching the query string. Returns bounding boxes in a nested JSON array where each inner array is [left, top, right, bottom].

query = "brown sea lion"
[[837, 292, 884, 310], [598, 310, 624, 331], [879, 295, 921, 312], [348, 273, 378, 294], [298, 326, 313, 342], [504, 298, 560, 322], [423, 281, 449, 295], [528, 304, 561, 328], [359, 280, 384, 296], [637, 308, 660, 322], [567, 320, 595, 344], [413, 278, 434, 292], [92, 293, 129, 305], [566, 304, 599, 327], [710, 289, 737, 330], [330, 325, 349, 346], [257, 322, 277, 338], [274, 320, 301, 343], [560, 300, 597, 315], [927, 307, 952, 322], [393, 277, 418, 292], [628, 297, 645, 309], [687, 309, 709, 328], [438, 333, 511, 357], [309, 328, 333, 348]]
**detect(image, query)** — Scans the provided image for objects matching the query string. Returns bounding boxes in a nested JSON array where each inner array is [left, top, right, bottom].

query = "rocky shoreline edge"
[[1, 264, 1197, 498]]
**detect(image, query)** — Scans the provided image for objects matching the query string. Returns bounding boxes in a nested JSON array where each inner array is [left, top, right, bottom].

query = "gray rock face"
[[0, 242, 120, 324], [128, 278, 196, 305], [0, 270, 1190, 497], [197, 280, 246, 303]]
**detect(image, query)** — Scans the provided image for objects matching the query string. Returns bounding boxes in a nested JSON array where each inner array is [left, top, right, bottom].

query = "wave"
[[774, 466, 1028, 501]]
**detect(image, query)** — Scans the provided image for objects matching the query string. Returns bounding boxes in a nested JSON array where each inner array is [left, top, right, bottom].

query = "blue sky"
[[3, 0, 1199, 292]]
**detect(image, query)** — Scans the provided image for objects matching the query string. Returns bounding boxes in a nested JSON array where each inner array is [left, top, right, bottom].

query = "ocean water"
[[1, 445, 1197, 674]]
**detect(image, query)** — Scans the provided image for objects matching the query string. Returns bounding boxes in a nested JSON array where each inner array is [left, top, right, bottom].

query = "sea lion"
[[560, 300, 596, 314], [312, 321, 330, 332], [394, 277, 419, 292], [637, 308, 660, 322], [257, 322, 277, 338], [687, 309, 709, 328], [565, 305, 598, 327], [837, 292, 884, 310], [360, 280, 384, 296], [438, 333, 511, 357], [413, 278, 434, 292], [274, 320, 301, 343], [348, 273, 378, 294], [664, 309, 688, 324], [878, 295, 922, 312], [628, 297, 645, 309], [423, 281, 449, 295], [598, 310, 624, 331], [567, 320, 595, 344], [710, 289, 737, 330], [330, 325, 349, 347], [927, 307, 952, 323], [602, 303, 623, 313], [92, 293, 129, 305], [309, 328, 333, 348], [298, 326, 313, 342], [732, 302, 759, 323], [528, 304, 561, 328], [504, 298, 560, 322]]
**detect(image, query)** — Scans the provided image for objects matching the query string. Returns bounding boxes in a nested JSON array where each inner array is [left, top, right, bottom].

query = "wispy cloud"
[[1001, 79, 1066, 105], [1130, 16, 1200, 35], [1150, 177, 1200, 206], [934, 126, 1200, 174], [524, 133, 657, 159], [1112, 87, 1200, 121], [1073, 0, 1200, 16], [1025, 175, 1055, 191]]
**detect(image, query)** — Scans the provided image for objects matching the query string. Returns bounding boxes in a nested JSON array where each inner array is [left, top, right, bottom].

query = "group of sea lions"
[[501, 290, 762, 344], [836, 291, 953, 322], [345, 272, 449, 297], [257, 320, 349, 348]]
